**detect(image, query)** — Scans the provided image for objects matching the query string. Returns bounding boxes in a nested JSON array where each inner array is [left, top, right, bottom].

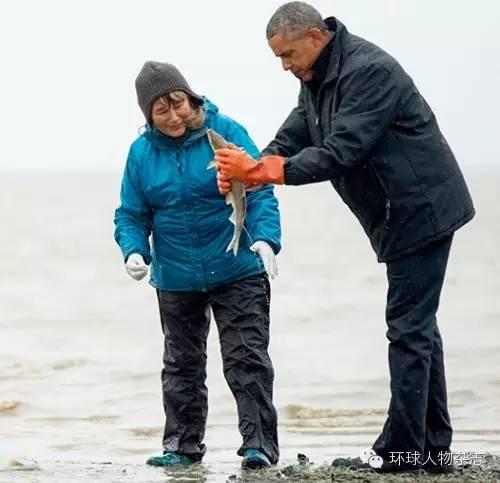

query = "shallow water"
[[0, 168, 498, 482]]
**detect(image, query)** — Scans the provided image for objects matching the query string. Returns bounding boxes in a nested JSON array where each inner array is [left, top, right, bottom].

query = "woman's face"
[[150, 91, 194, 138]]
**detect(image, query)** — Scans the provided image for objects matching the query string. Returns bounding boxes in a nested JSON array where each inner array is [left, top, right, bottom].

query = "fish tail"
[[226, 233, 240, 256]]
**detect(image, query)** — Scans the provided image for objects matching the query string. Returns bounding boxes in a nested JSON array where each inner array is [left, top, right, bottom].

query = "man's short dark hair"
[[266, 2, 328, 40]]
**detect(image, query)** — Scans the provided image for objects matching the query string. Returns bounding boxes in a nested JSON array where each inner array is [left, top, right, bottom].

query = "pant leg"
[[157, 289, 210, 460], [373, 235, 453, 460], [424, 325, 453, 455], [209, 274, 279, 464]]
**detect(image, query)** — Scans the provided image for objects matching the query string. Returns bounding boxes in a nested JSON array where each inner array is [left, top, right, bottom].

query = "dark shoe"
[[424, 462, 455, 474], [241, 449, 272, 469], [332, 455, 423, 475], [331, 456, 371, 470], [146, 452, 195, 467], [422, 448, 455, 474], [377, 460, 424, 475]]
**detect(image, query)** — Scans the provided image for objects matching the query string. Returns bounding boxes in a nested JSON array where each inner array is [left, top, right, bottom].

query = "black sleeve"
[[284, 63, 400, 185]]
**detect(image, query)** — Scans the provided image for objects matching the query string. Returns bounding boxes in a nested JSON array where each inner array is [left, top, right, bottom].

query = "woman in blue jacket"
[[114, 61, 281, 469]]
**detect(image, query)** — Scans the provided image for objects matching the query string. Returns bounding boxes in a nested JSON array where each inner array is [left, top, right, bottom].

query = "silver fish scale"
[[206, 129, 247, 256]]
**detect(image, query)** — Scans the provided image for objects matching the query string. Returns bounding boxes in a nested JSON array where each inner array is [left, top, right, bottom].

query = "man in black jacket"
[[215, 1, 474, 475]]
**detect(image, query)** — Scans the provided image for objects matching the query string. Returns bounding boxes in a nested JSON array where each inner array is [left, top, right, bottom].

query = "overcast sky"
[[1, 0, 498, 172]]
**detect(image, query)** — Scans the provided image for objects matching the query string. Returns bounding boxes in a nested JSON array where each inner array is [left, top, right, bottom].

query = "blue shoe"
[[241, 449, 272, 469], [146, 452, 195, 466]]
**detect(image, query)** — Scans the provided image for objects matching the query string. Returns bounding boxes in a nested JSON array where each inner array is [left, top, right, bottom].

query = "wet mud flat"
[[232, 453, 500, 483], [2, 454, 500, 482]]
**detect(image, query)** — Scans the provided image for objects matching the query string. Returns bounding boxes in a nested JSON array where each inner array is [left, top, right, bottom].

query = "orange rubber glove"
[[214, 148, 285, 186], [216, 172, 262, 195]]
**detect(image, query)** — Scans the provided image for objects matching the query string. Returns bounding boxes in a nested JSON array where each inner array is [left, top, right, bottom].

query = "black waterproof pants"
[[373, 235, 454, 461], [156, 273, 279, 463]]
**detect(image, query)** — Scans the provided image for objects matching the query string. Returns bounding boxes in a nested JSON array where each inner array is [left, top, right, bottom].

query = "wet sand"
[[235, 453, 500, 482], [2, 454, 500, 482]]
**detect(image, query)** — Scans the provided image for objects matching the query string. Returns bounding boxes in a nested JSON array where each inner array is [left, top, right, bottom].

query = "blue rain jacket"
[[114, 99, 281, 291]]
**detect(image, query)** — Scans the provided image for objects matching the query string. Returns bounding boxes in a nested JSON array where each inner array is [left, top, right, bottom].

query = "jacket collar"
[[304, 17, 348, 88], [309, 29, 334, 85]]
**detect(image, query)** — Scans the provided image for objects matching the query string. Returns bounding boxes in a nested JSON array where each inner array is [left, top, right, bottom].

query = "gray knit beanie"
[[135, 61, 203, 121]]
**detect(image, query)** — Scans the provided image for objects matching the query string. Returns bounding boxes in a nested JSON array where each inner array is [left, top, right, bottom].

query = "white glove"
[[125, 253, 149, 281], [250, 241, 278, 280]]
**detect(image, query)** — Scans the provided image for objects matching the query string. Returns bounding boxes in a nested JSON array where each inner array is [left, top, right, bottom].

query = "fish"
[[206, 129, 246, 256]]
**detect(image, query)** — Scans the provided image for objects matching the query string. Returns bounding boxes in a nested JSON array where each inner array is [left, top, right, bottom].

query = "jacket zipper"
[[174, 148, 181, 171], [385, 199, 391, 224], [314, 79, 332, 131], [368, 164, 391, 228], [314, 89, 322, 127]]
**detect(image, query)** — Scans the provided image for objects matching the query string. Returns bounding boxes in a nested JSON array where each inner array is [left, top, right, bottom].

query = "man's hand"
[[125, 253, 148, 281], [216, 171, 262, 195], [251, 241, 278, 279], [215, 148, 258, 180], [215, 149, 286, 189]]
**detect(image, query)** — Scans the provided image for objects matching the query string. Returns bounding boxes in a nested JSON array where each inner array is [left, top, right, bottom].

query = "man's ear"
[[307, 27, 328, 47]]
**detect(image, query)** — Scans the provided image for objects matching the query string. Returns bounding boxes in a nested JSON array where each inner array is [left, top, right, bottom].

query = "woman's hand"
[[250, 241, 278, 279], [125, 253, 149, 281]]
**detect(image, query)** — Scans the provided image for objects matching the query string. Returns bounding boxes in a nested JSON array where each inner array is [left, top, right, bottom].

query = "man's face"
[[268, 28, 325, 81]]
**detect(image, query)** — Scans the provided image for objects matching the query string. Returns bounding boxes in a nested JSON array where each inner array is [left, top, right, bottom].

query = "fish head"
[[206, 129, 228, 152]]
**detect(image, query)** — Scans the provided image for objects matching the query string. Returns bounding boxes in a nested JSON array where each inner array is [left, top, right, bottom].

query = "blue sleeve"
[[225, 120, 282, 254], [113, 145, 153, 263]]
